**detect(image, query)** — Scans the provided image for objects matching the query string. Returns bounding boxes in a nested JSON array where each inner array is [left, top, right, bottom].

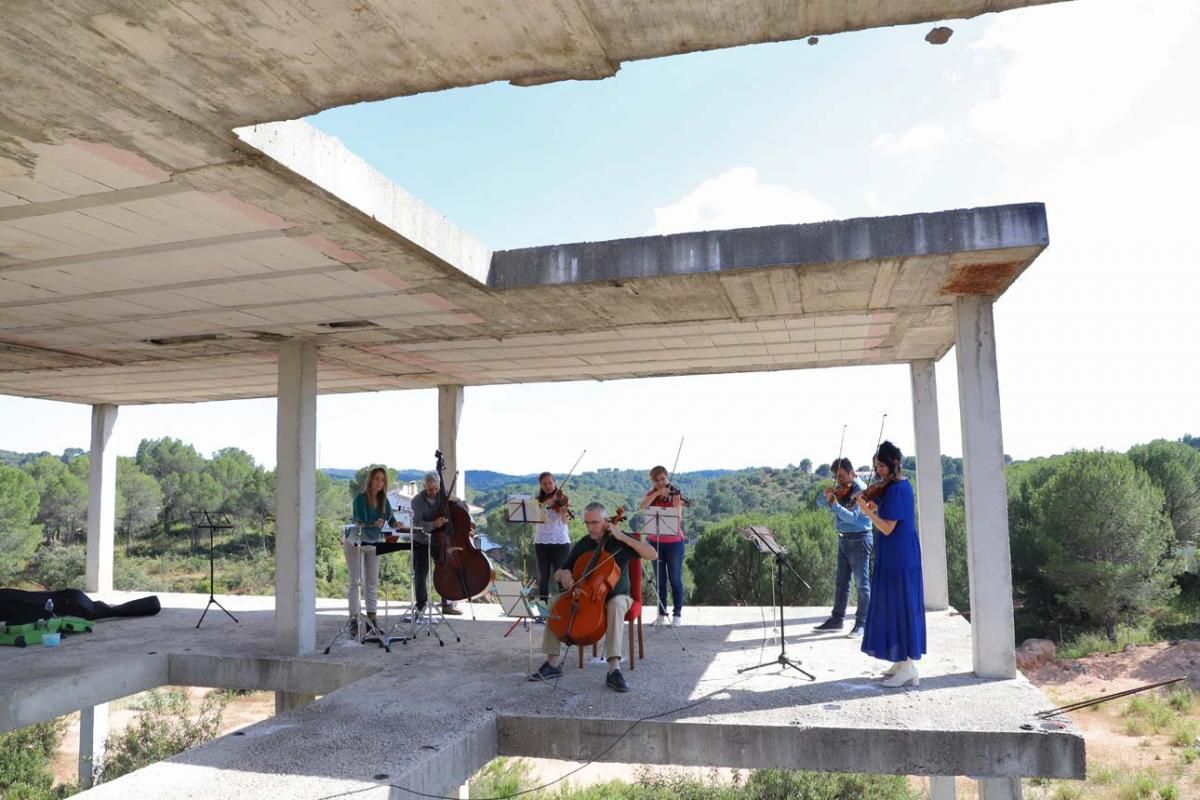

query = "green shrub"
[[1091, 764, 1119, 785], [1051, 783, 1083, 800], [99, 688, 229, 783], [0, 718, 73, 800], [26, 545, 85, 589], [1169, 719, 1197, 748], [1167, 690, 1195, 714], [1116, 771, 1159, 800]]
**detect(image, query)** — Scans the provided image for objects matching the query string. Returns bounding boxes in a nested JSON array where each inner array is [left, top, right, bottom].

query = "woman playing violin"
[[533, 471, 572, 608], [639, 465, 686, 627], [855, 441, 927, 688], [346, 466, 393, 629]]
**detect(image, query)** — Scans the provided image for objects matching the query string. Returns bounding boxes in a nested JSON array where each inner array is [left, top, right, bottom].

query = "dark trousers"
[[535, 542, 571, 603], [654, 540, 685, 616], [830, 532, 872, 625], [413, 543, 430, 609]]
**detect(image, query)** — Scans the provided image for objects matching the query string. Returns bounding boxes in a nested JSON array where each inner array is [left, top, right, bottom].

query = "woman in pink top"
[[639, 465, 685, 626]]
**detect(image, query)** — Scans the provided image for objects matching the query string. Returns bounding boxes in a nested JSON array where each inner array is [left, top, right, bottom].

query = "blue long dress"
[[861, 478, 927, 662]]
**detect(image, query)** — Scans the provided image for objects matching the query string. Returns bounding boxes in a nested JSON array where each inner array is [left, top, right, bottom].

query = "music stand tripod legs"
[[737, 533, 815, 681], [192, 511, 238, 629]]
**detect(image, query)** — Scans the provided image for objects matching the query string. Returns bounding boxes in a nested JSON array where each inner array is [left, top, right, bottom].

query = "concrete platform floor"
[[0, 592, 1084, 798]]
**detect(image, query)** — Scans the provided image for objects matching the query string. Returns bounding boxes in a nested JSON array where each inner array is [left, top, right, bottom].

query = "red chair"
[[578, 543, 646, 670]]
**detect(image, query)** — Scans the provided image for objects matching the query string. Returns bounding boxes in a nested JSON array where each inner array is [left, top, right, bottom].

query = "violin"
[[547, 507, 627, 647], [430, 450, 495, 602], [541, 487, 575, 520], [860, 474, 896, 505], [666, 483, 692, 507]]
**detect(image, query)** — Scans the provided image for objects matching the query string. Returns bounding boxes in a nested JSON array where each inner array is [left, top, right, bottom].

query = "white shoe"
[[881, 660, 918, 688], [881, 662, 901, 677], [654, 614, 672, 627], [672, 615, 683, 627]]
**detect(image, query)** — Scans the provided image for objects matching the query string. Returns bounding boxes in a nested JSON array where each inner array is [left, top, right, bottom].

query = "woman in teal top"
[[345, 466, 393, 626]]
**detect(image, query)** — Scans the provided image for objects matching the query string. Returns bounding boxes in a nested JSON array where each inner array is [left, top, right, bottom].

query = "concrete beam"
[[275, 341, 317, 656], [930, 776, 957, 799], [498, 716, 1081, 779], [978, 777, 1023, 799], [274, 691, 316, 714], [489, 204, 1048, 289], [78, 703, 108, 789], [438, 384, 465, 497], [0, 182, 186, 222], [235, 121, 492, 285], [85, 404, 118, 592], [954, 296, 1016, 679], [910, 361, 948, 611]]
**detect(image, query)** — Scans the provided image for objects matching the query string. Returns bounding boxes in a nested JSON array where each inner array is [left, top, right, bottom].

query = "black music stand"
[[190, 510, 239, 628], [736, 526, 814, 680]]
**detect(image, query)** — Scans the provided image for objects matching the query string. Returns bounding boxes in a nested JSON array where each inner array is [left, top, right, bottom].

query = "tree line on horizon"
[[1, 434, 1198, 647]]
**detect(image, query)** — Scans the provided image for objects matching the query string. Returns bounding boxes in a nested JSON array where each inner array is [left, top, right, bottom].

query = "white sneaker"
[[672, 615, 683, 627], [654, 614, 672, 627]]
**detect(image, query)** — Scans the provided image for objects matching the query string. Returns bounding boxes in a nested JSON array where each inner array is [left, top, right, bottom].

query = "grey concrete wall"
[[497, 716, 1084, 780], [489, 204, 1049, 288]]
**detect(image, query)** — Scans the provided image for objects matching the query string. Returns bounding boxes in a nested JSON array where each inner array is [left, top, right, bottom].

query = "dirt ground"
[[51, 643, 1200, 797]]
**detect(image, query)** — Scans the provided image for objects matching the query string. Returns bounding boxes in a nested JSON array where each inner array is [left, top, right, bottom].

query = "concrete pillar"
[[438, 385, 465, 496], [274, 691, 316, 714], [275, 341, 318, 656], [78, 703, 108, 788], [910, 360, 948, 611], [86, 404, 118, 592], [929, 776, 956, 800], [954, 296, 1016, 679], [977, 777, 1022, 799]]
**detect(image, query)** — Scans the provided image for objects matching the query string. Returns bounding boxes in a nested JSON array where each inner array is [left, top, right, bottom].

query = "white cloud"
[[871, 124, 950, 155], [967, 0, 1200, 153], [648, 167, 836, 235]]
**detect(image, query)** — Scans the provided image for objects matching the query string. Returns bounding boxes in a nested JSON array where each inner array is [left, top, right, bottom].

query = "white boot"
[[881, 662, 902, 677], [881, 659, 918, 688]]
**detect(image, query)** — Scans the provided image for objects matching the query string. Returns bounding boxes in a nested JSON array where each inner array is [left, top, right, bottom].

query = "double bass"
[[547, 507, 627, 647], [430, 450, 495, 602]]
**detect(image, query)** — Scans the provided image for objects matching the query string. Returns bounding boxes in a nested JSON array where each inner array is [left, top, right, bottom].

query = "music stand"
[[736, 526, 814, 680], [190, 510, 238, 628], [642, 506, 679, 619], [505, 495, 545, 525]]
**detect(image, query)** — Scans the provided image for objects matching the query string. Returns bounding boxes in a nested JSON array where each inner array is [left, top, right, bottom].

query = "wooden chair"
[[578, 544, 646, 670]]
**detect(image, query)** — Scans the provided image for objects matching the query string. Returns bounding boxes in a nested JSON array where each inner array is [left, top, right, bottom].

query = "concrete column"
[[275, 342, 318, 656], [910, 360, 948, 611], [86, 404, 118, 592], [274, 691, 316, 714], [977, 777, 1022, 799], [954, 296, 1016, 679], [929, 776, 956, 800], [78, 703, 109, 788], [438, 385, 465, 496]]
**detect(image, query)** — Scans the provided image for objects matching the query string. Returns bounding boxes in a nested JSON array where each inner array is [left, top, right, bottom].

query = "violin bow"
[[556, 448, 587, 496]]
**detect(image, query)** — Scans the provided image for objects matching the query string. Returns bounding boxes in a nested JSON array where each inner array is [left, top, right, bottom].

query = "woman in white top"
[[533, 471, 572, 606]]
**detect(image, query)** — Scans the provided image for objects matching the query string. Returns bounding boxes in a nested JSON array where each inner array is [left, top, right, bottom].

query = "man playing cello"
[[529, 502, 657, 692]]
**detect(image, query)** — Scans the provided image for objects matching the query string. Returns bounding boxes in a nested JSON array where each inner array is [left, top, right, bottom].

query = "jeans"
[[830, 532, 872, 625], [535, 542, 571, 603], [653, 540, 685, 617]]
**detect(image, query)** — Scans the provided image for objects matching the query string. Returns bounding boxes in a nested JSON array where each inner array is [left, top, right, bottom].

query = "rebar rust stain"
[[940, 261, 1022, 295]]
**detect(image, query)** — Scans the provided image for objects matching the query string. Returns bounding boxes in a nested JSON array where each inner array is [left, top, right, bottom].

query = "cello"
[[430, 450, 495, 603], [547, 507, 627, 647]]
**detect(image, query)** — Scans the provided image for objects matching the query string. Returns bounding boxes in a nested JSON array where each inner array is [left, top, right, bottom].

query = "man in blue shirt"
[[814, 458, 873, 636]]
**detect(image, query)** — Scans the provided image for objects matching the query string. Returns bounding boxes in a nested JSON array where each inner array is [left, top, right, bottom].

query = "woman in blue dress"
[[856, 440, 926, 687]]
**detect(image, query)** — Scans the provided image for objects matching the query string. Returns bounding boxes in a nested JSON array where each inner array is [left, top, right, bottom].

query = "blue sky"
[[4, 0, 1198, 475]]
